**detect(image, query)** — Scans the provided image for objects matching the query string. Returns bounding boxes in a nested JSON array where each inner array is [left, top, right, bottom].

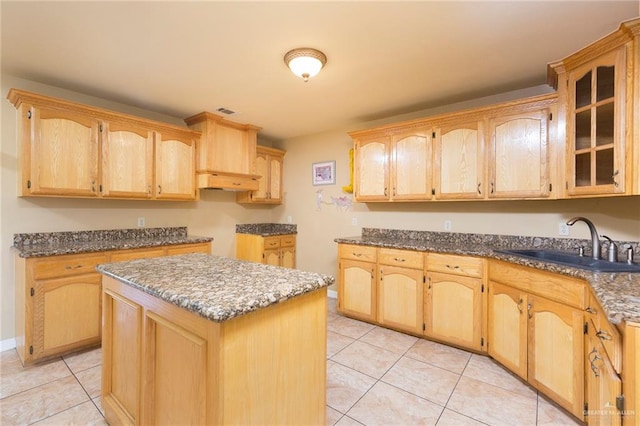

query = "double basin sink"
[[497, 249, 640, 273]]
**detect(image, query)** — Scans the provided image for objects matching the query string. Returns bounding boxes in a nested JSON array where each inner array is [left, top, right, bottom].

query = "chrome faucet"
[[566, 217, 601, 260]]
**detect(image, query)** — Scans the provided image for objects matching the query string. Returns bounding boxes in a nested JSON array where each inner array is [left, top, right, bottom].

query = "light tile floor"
[[0, 297, 583, 425]]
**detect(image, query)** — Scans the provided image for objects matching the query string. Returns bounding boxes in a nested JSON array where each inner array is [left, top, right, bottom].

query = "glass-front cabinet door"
[[567, 48, 626, 195]]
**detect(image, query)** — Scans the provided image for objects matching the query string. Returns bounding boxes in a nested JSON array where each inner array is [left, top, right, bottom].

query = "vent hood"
[[197, 171, 260, 191]]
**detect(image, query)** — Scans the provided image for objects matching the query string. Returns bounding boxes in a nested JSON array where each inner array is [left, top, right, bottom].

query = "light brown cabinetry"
[[549, 18, 640, 197], [425, 253, 485, 352], [13, 241, 212, 365], [236, 146, 285, 204], [337, 244, 377, 322], [7, 89, 199, 201], [488, 260, 586, 418], [236, 234, 296, 268], [377, 249, 424, 334]]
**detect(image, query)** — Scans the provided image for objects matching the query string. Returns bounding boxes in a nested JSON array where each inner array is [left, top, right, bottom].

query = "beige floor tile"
[[328, 311, 341, 323], [447, 375, 537, 425], [347, 381, 443, 426], [359, 326, 419, 354], [462, 354, 537, 398], [75, 365, 102, 398], [328, 297, 338, 313], [436, 408, 486, 425], [335, 415, 365, 425], [0, 375, 89, 425], [327, 316, 376, 340], [326, 360, 376, 414], [331, 340, 401, 379], [63, 347, 102, 374], [327, 331, 355, 358], [405, 339, 471, 374], [0, 350, 72, 398], [382, 356, 459, 406], [93, 396, 105, 416], [537, 394, 583, 425], [326, 405, 343, 425], [32, 400, 107, 425]]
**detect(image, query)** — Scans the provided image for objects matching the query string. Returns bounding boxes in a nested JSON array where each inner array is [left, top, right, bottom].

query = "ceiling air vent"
[[216, 107, 236, 115]]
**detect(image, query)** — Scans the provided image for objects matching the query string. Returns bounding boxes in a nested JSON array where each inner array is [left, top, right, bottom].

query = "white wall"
[[0, 76, 274, 341]]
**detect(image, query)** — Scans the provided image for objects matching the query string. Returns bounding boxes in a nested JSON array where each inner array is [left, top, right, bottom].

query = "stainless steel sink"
[[496, 249, 640, 273]]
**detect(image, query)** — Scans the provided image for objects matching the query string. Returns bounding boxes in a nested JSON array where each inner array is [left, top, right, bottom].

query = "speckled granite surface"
[[335, 228, 640, 325], [236, 223, 297, 236], [97, 253, 333, 322], [13, 227, 213, 258]]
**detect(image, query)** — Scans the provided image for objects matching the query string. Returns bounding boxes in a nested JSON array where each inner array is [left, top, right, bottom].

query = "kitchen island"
[[97, 253, 333, 425]]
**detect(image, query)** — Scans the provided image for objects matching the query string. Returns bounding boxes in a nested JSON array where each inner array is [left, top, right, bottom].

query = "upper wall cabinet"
[[7, 89, 200, 201], [236, 145, 285, 204], [549, 18, 640, 197]]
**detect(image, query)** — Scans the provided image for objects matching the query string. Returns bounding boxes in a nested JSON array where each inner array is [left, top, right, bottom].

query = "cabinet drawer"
[[338, 244, 377, 262], [280, 236, 296, 247], [427, 253, 484, 277], [166, 243, 211, 256], [489, 260, 587, 309], [264, 237, 281, 249], [378, 248, 424, 269], [587, 293, 622, 374], [110, 248, 166, 262], [32, 253, 109, 280]]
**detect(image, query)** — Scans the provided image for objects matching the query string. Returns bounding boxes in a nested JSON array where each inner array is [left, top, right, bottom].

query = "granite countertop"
[[335, 228, 640, 325], [97, 253, 334, 322], [236, 223, 297, 237], [13, 227, 213, 258]]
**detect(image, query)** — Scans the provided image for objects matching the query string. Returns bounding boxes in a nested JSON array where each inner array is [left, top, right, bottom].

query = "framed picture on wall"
[[312, 161, 336, 186]]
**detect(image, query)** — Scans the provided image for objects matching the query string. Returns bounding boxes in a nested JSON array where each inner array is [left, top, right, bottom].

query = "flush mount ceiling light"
[[284, 48, 327, 82]]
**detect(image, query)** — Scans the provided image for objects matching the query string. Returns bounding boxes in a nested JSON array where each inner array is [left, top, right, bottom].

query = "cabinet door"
[[391, 131, 431, 200], [268, 155, 283, 202], [489, 109, 550, 198], [264, 249, 280, 266], [252, 151, 269, 201], [488, 281, 528, 380], [338, 259, 376, 322], [26, 105, 100, 196], [425, 272, 483, 351], [567, 48, 626, 195], [101, 121, 154, 198], [586, 321, 622, 425], [378, 265, 423, 334], [31, 274, 102, 360], [354, 136, 390, 201], [528, 295, 584, 418], [155, 131, 196, 200], [280, 246, 295, 269], [434, 121, 485, 199]]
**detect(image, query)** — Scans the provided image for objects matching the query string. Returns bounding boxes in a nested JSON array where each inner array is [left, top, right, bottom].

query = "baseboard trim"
[[1, 338, 16, 352], [328, 289, 337, 299]]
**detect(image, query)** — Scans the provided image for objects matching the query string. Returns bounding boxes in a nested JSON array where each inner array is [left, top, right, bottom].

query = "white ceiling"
[[2, 1, 638, 141]]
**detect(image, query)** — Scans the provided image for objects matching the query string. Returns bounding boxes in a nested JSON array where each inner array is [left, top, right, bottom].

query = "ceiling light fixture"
[[284, 48, 327, 82]]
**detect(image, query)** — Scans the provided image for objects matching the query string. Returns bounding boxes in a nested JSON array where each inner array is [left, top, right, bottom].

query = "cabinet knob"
[[596, 330, 612, 341], [158, 185, 162, 194], [477, 182, 482, 195]]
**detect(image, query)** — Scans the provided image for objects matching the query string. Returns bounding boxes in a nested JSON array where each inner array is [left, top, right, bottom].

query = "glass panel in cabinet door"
[[575, 71, 592, 109], [575, 153, 591, 187], [596, 66, 615, 102], [595, 102, 614, 147], [575, 109, 592, 150], [595, 149, 614, 186]]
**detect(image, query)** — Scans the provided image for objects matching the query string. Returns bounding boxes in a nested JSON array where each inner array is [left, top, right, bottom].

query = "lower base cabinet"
[[236, 234, 296, 269]]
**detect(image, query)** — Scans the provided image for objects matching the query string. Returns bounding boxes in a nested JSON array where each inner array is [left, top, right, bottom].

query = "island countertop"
[[96, 253, 334, 322]]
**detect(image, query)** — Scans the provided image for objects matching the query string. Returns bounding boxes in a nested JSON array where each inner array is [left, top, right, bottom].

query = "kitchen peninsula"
[[97, 253, 333, 425]]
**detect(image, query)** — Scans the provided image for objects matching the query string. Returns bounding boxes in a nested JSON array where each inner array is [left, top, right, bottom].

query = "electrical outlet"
[[559, 222, 569, 236], [137, 217, 145, 228], [444, 220, 452, 231], [351, 217, 358, 226]]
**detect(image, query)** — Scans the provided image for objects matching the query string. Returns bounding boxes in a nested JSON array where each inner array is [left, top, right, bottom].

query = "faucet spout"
[[566, 217, 601, 260]]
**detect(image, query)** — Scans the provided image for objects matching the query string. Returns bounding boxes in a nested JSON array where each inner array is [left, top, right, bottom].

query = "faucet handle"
[[577, 246, 585, 257], [602, 235, 618, 262], [623, 244, 635, 265]]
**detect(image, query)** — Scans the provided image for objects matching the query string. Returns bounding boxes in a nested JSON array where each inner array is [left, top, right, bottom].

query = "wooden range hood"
[[185, 112, 261, 191]]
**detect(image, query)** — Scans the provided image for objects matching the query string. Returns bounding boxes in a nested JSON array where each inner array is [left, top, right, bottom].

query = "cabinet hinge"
[[423, 276, 426, 283], [481, 337, 484, 346], [99, 184, 103, 193], [566, 181, 569, 190], [27, 110, 32, 119], [29, 346, 33, 355], [432, 132, 436, 139], [549, 113, 553, 121], [30, 288, 34, 297], [27, 180, 31, 189], [99, 124, 103, 132], [481, 284, 484, 293], [431, 188, 435, 195], [422, 323, 426, 331], [584, 322, 589, 335], [584, 402, 588, 416], [549, 183, 552, 192], [616, 395, 625, 412]]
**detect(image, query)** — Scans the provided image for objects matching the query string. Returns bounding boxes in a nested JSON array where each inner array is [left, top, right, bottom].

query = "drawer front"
[[264, 237, 281, 249], [32, 253, 109, 280], [489, 260, 586, 309], [378, 248, 424, 269], [166, 243, 211, 256], [280, 236, 296, 248], [427, 253, 484, 277], [338, 244, 377, 263], [110, 248, 166, 262]]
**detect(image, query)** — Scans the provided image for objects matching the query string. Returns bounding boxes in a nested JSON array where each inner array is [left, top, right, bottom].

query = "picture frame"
[[312, 161, 336, 186]]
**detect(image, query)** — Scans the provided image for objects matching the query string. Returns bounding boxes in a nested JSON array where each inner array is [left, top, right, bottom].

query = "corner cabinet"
[[7, 89, 199, 201], [236, 146, 285, 204], [550, 18, 640, 197], [235, 234, 296, 269]]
